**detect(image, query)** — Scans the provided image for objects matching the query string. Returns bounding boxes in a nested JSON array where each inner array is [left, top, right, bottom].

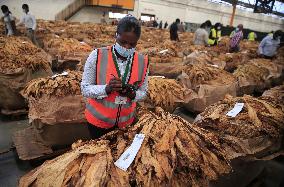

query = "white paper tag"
[[210, 64, 219, 68], [115, 96, 127, 105], [226, 103, 244, 117], [115, 134, 145, 171], [159, 49, 169, 54], [150, 76, 165, 79], [52, 71, 68, 78]]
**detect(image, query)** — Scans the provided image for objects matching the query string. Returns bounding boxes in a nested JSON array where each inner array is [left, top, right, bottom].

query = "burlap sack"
[[149, 62, 186, 79], [178, 72, 237, 113], [0, 67, 52, 111], [28, 95, 90, 146], [235, 59, 283, 96]]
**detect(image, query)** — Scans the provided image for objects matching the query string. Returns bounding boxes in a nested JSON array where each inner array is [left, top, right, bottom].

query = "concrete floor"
[[0, 115, 32, 187]]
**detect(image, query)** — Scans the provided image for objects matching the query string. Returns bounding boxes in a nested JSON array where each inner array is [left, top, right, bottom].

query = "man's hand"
[[119, 85, 136, 100], [105, 77, 122, 94]]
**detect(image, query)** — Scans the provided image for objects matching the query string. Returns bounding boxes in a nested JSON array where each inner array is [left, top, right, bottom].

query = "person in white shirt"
[[193, 23, 209, 46], [17, 4, 38, 46], [1, 5, 16, 36]]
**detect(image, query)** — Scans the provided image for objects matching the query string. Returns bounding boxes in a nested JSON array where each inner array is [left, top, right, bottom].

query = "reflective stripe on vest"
[[95, 98, 133, 109], [86, 103, 135, 124], [217, 30, 221, 38], [248, 32, 255, 41], [97, 47, 109, 84], [208, 28, 217, 45], [85, 46, 148, 128]]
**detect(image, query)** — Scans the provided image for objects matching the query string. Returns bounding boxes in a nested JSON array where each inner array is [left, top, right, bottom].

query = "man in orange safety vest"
[[81, 15, 149, 139]]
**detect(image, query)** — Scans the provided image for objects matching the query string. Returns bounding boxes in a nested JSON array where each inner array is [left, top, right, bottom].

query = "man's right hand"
[[105, 77, 122, 94]]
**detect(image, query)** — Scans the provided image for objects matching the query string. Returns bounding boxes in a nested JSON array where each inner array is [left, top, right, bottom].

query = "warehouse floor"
[[0, 115, 32, 187], [1, 112, 284, 187]]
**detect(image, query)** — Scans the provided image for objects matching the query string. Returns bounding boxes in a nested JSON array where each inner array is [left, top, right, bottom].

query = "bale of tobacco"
[[0, 36, 52, 112], [178, 63, 237, 113], [142, 77, 196, 112], [261, 84, 284, 110], [194, 94, 284, 159], [21, 71, 89, 147], [233, 58, 282, 95], [42, 37, 92, 71], [19, 108, 231, 187]]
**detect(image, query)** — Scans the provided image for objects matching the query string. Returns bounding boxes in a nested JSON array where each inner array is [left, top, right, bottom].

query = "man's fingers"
[[112, 87, 122, 91], [109, 79, 122, 84], [110, 77, 121, 82], [110, 83, 122, 88]]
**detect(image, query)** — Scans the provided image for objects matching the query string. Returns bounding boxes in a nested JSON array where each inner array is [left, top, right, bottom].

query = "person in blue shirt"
[[258, 30, 282, 59]]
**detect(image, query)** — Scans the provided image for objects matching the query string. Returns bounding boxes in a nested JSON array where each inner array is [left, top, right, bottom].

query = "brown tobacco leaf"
[[233, 59, 271, 83], [179, 63, 236, 90], [195, 95, 284, 139], [261, 84, 284, 110], [19, 108, 231, 187], [145, 77, 194, 112], [22, 71, 82, 99], [0, 36, 51, 73]]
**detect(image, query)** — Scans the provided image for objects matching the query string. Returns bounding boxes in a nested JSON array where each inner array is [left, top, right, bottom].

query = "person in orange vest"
[[81, 15, 149, 139]]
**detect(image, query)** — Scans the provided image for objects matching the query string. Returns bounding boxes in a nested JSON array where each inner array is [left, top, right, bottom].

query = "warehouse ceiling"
[[211, 0, 284, 17]]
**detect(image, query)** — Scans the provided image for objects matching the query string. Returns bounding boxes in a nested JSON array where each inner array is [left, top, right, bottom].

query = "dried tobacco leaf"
[[19, 108, 231, 187], [22, 71, 82, 99], [0, 36, 51, 73]]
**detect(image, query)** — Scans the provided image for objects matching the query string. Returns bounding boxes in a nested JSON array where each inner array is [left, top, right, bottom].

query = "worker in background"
[[100, 12, 107, 24], [193, 23, 208, 46], [208, 23, 221, 46], [178, 22, 185, 32], [81, 15, 149, 139], [248, 31, 257, 41], [217, 23, 222, 42], [229, 24, 244, 53], [1, 5, 16, 36], [170, 18, 180, 41], [17, 4, 38, 46], [230, 28, 237, 38], [204, 20, 212, 34], [164, 21, 168, 29], [258, 30, 282, 59], [138, 17, 142, 26], [159, 20, 163, 29], [268, 31, 274, 37], [153, 18, 158, 28]]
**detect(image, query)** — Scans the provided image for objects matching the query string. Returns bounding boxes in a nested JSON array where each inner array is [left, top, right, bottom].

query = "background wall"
[[0, 0, 75, 20], [1, 0, 283, 32], [129, 0, 284, 32]]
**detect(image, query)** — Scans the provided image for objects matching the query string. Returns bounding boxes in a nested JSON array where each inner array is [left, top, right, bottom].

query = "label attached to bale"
[[52, 71, 68, 78], [114, 134, 145, 171], [226, 103, 244, 117]]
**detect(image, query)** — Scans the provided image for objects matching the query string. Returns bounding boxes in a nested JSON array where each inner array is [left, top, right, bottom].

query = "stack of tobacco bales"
[[13, 71, 90, 160], [233, 59, 282, 95], [178, 64, 238, 113], [0, 36, 52, 114], [42, 37, 92, 71], [19, 108, 231, 187]]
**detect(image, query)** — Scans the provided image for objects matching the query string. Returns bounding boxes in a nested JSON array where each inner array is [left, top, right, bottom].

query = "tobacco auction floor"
[[0, 112, 284, 187]]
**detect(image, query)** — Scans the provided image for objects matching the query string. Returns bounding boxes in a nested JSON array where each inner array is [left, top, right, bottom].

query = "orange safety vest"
[[85, 46, 148, 129]]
